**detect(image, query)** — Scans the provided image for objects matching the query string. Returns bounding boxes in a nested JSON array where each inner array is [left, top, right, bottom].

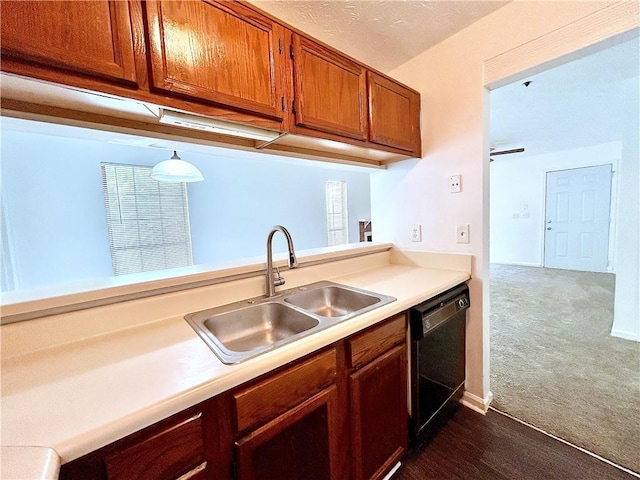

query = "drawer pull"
[[176, 461, 207, 480]]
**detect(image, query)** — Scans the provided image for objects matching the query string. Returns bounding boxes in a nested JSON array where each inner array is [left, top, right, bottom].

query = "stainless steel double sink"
[[185, 281, 396, 364]]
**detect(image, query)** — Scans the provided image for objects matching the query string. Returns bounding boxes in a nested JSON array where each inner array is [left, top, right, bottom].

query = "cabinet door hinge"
[[278, 38, 282, 54], [292, 100, 296, 114], [281, 96, 285, 112], [290, 45, 294, 60]]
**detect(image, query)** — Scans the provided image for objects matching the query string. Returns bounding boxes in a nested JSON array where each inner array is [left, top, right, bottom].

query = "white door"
[[544, 164, 612, 272]]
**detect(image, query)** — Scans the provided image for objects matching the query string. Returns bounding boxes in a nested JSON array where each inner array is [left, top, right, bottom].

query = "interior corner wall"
[[370, 1, 635, 403], [612, 77, 640, 341], [489, 142, 622, 268]]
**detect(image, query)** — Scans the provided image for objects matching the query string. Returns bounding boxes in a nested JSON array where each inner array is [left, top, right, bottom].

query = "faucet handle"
[[273, 266, 285, 287]]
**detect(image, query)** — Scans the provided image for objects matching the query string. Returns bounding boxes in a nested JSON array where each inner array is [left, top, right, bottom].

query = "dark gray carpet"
[[490, 264, 640, 474]]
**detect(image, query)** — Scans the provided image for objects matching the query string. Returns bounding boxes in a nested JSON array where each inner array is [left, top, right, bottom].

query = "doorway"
[[544, 164, 613, 272], [489, 33, 640, 474]]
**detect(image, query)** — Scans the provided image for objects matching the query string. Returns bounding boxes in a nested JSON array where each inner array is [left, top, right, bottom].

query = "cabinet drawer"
[[348, 314, 406, 368], [104, 412, 204, 480], [233, 348, 337, 433]]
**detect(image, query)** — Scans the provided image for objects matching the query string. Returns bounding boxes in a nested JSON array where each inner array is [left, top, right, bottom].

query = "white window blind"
[[101, 163, 193, 276], [326, 181, 349, 246]]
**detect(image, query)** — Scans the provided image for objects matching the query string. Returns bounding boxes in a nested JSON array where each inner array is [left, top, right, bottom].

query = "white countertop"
[[0, 447, 60, 480], [1, 248, 470, 478]]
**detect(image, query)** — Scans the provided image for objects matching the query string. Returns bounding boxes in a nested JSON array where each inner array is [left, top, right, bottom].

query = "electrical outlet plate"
[[449, 175, 461, 193], [410, 224, 422, 242], [456, 224, 469, 244]]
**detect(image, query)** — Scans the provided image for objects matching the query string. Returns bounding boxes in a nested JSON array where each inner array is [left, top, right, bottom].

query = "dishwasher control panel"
[[409, 284, 470, 338]]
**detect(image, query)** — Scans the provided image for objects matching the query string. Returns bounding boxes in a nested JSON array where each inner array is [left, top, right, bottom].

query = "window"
[[325, 181, 349, 246], [101, 163, 193, 275]]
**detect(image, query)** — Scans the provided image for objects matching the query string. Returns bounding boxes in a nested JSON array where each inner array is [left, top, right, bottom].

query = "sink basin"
[[186, 302, 319, 363], [185, 281, 396, 364], [284, 285, 381, 317], [204, 303, 319, 352]]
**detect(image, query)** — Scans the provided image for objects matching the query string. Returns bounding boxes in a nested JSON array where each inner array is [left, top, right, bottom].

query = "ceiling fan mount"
[[489, 147, 525, 162]]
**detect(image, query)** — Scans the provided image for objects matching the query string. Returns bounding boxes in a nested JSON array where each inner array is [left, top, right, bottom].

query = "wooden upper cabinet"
[[291, 34, 367, 141], [0, 1, 137, 85], [368, 72, 421, 154], [144, 0, 285, 121]]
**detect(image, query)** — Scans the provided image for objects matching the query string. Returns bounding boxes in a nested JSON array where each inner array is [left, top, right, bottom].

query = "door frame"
[[480, 5, 637, 411]]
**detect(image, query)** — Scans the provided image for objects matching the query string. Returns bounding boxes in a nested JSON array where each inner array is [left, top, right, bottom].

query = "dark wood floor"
[[395, 407, 637, 480]]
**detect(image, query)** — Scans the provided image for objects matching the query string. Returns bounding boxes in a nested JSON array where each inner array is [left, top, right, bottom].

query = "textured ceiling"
[[490, 34, 639, 158], [248, 0, 509, 73]]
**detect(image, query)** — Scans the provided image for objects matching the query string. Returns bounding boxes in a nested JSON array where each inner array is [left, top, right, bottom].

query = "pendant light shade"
[[151, 151, 204, 183]]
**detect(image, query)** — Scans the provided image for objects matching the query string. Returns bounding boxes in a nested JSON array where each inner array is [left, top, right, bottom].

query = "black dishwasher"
[[409, 283, 469, 445]]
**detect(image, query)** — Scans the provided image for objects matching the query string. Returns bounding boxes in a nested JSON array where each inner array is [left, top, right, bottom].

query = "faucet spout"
[[266, 225, 298, 297]]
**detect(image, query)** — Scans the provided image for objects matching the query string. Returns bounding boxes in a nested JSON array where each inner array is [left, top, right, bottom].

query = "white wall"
[[1, 132, 114, 290], [370, 1, 636, 406], [490, 141, 622, 268], [189, 156, 371, 265], [612, 77, 640, 341], [0, 130, 371, 291]]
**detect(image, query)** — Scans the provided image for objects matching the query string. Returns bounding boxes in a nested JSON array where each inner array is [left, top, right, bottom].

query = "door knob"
[[546, 220, 552, 224], [546, 227, 552, 230]]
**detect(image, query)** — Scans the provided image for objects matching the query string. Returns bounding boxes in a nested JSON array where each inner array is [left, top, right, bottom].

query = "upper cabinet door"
[[145, 0, 284, 121], [292, 35, 367, 141], [368, 72, 421, 154], [0, 0, 137, 85]]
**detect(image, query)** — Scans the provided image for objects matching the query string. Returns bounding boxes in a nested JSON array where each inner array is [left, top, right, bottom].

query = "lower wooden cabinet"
[[350, 345, 408, 480], [235, 385, 339, 480], [232, 347, 341, 480], [347, 313, 408, 480], [60, 405, 210, 480], [104, 411, 205, 480], [60, 314, 407, 480]]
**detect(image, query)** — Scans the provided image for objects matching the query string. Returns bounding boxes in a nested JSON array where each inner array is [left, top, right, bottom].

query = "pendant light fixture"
[[150, 150, 204, 183]]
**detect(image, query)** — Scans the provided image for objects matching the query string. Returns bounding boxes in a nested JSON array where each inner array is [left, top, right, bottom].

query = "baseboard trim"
[[490, 261, 542, 267], [490, 408, 640, 478], [460, 390, 493, 414], [610, 328, 640, 342]]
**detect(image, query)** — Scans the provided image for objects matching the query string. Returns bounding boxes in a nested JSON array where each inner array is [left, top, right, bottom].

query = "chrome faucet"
[[266, 225, 298, 297]]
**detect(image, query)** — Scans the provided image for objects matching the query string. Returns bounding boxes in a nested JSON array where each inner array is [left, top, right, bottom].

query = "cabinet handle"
[[175, 462, 207, 480]]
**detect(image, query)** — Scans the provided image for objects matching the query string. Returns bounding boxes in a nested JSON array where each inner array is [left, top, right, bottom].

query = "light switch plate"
[[410, 224, 422, 242], [449, 175, 462, 193], [456, 224, 469, 244]]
